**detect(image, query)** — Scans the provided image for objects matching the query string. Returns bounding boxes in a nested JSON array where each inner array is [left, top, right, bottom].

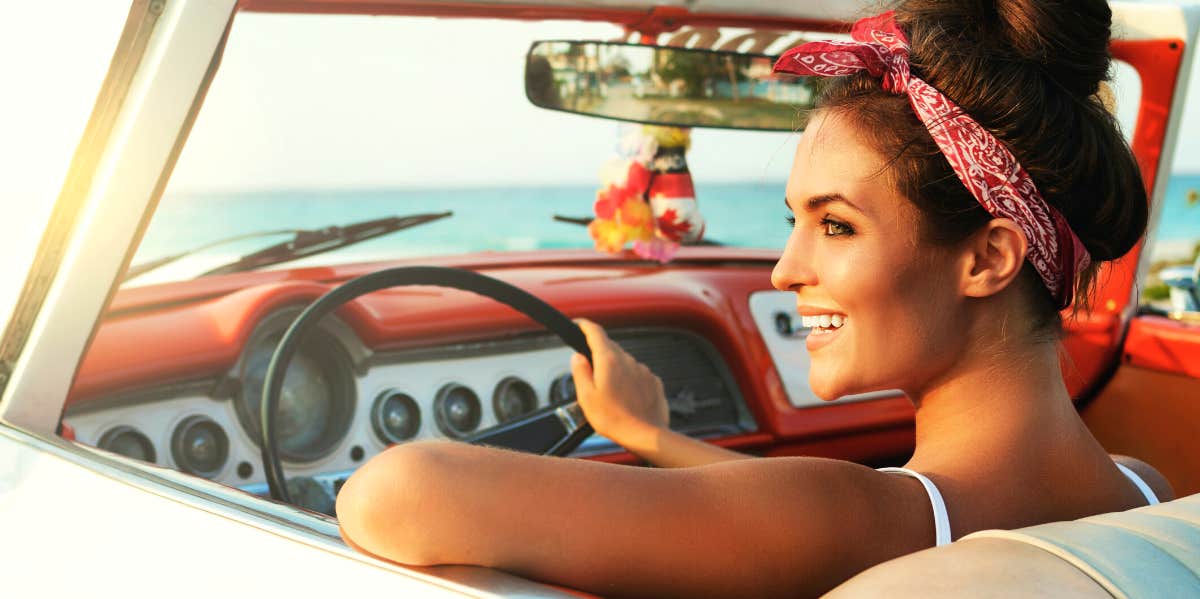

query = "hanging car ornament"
[[588, 124, 705, 262]]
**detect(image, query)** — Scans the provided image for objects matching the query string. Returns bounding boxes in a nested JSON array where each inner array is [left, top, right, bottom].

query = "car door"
[[1078, 8, 1200, 498]]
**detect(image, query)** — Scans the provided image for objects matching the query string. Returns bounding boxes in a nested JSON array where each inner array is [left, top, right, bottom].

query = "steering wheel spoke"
[[464, 402, 589, 455]]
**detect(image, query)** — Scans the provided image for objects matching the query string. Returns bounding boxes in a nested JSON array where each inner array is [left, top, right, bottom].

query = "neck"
[[906, 330, 1083, 470]]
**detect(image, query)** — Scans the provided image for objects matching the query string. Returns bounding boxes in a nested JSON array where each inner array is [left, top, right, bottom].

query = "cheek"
[[819, 247, 962, 391], [819, 241, 898, 307]]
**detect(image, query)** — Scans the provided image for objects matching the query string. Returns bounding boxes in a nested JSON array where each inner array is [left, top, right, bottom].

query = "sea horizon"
[[134, 174, 1200, 283]]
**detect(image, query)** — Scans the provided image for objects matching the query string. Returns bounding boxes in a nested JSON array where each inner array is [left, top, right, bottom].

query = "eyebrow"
[[783, 194, 863, 213]]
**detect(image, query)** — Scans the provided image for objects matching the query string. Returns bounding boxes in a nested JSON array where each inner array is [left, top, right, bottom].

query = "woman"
[[336, 0, 1174, 595]]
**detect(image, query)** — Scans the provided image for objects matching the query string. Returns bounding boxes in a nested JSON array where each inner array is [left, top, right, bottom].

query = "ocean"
[[1149, 173, 1200, 259], [131, 181, 791, 284], [131, 175, 1200, 284]]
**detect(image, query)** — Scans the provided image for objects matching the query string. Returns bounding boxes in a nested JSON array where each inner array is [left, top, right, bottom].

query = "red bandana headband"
[[774, 11, 1090, 309]]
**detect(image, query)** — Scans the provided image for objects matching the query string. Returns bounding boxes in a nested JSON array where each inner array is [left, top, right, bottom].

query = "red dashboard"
[[66, 247, 1134, 468]]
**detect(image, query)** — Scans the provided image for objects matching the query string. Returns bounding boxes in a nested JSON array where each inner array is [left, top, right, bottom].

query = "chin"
[[809, 372, 891, 402], [808, 374, 851, 401]]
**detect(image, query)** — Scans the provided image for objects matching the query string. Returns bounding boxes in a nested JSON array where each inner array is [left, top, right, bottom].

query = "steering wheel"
[[259, 266, 594, 503]]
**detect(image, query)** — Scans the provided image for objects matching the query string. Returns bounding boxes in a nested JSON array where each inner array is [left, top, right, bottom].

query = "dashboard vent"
[[614, 329, 754, 437]]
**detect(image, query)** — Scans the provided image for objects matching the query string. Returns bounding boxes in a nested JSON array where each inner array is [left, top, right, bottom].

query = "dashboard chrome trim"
[[554, 403, 586, 433], [65, 320, 758, 490]]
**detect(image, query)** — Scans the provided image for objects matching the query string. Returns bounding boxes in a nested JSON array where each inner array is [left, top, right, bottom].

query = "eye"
[[820, 216, 855, 237], [785, 215, 796, 228]]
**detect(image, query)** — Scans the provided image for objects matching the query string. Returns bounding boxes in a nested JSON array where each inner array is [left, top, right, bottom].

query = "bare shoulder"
[[655, 455, 944, 594], [1111, 454, 1175, 502], [684, 456, 942, 558]]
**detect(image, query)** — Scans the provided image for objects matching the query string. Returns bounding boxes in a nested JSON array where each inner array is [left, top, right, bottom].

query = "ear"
[[959, 218, 1028, 299]]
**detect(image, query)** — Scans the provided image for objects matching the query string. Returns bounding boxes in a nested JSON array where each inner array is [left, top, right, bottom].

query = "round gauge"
[[434, 383, 481, 438], [492, 377, 537, 423], [98, 426, 156, 463], [548, 373, 577, 406], [371, 390, 421, 444], [171, 415, 229, 478], [236, 329, 356, 463]]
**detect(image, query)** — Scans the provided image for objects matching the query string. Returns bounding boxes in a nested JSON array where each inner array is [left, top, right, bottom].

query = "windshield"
[[128, 14, 798, 287], [131, 12, 1148, 289]]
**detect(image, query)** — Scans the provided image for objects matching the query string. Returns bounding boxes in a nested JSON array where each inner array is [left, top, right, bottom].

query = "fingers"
[[574, 319, 653, 386], [570, 352, 595, 396], [574, 318, 618, 378], [574, 318, 613, 357]]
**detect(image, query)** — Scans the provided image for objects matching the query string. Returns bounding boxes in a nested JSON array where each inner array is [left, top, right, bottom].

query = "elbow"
[[336, 440, 456, 565]]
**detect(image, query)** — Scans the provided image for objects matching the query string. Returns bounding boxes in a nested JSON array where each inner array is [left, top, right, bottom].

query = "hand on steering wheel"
[[571, 318, 669, 448]]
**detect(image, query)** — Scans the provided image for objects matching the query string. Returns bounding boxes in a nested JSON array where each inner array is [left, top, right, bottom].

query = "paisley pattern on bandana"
[[773, 11, 1089, 309]]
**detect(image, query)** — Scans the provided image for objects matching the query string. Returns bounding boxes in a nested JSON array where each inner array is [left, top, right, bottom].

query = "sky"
[[5, 1, 1199, 199], [1, 0, 1199, 326], [163, 13, 801, 192]]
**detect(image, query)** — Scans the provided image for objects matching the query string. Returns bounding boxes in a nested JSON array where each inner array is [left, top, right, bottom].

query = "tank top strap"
[[1115, 462, 1160, 506], [878, 467, 952, 546]]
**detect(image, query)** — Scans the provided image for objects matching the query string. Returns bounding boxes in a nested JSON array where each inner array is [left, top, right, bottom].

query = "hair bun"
[[895, 0, 1113, 99], [994, 0, 1112, 98]]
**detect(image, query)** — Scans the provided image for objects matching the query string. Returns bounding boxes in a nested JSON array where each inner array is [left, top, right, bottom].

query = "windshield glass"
[[128, 14, 799, 287], [131, 12, 1147, 289]]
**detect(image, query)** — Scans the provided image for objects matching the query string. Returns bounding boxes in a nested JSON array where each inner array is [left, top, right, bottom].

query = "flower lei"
[[588, 125, 705, 263]]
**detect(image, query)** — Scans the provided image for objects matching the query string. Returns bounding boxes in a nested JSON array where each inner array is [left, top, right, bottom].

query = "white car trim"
[[0, 421, 573, 597], [1132, 5, 1200, 314], [0, 0, 237, 433]]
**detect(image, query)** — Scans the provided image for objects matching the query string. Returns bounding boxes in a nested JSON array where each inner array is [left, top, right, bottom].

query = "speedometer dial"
[[236, 329, 356, 463]]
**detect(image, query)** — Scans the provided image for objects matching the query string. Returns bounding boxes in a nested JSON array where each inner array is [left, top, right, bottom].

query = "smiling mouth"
[[801, 313, 846, 335]]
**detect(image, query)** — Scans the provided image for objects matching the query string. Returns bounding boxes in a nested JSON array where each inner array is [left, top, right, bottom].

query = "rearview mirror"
[[525, 40, 818, 131]]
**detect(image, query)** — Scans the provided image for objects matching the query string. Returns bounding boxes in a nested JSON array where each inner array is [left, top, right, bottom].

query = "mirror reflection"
[[526, 41, 819, 130]]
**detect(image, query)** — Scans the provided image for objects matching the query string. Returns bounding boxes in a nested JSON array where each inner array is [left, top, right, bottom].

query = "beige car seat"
[[830, 492, 1200, 598]]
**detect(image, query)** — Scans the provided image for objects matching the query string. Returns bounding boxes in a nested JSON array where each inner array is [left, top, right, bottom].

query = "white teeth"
[[800, 313, 846, 330]]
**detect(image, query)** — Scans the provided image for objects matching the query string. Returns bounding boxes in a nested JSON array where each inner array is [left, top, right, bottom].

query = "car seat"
[[830, 492, 1200, 598]]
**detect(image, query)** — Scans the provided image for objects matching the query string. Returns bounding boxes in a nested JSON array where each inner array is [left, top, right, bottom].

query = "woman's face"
[[772, 111, 968, 400]]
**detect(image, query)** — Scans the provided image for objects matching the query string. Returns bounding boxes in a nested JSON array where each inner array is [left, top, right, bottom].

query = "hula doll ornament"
[[588, 125, 706, 262]]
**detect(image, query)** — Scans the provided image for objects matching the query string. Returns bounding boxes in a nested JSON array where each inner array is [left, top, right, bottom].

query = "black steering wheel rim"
[[259, 266, 593, 503]]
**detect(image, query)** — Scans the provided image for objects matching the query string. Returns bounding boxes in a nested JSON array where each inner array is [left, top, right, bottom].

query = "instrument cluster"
[[64, 308, 756, 500]]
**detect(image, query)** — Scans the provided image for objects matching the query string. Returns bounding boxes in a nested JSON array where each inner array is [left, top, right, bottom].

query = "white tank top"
[[878, 463, 1159, 547]]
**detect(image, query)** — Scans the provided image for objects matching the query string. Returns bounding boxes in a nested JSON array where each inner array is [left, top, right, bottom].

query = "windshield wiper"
[[123, 212, 452, 282], [202, 212, 453, 276], [123, 228, 301, 282]]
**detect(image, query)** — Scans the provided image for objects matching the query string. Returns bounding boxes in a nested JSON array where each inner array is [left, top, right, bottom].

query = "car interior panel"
[[1083, 364, 1200, 497]]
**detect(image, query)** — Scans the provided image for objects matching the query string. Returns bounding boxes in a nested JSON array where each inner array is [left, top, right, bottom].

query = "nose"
[[771, 229, 817, 292]]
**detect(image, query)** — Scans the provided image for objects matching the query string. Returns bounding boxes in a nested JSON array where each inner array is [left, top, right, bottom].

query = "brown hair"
[[816, 0, 1147, 334]]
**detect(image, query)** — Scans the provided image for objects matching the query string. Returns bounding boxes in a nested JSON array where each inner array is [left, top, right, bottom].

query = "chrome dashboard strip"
[[554, 403, 586, 433]]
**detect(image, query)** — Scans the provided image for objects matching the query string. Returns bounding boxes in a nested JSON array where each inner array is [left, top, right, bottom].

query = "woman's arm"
[[571, 319, 748, 468], [336, 441, 932, 598]]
